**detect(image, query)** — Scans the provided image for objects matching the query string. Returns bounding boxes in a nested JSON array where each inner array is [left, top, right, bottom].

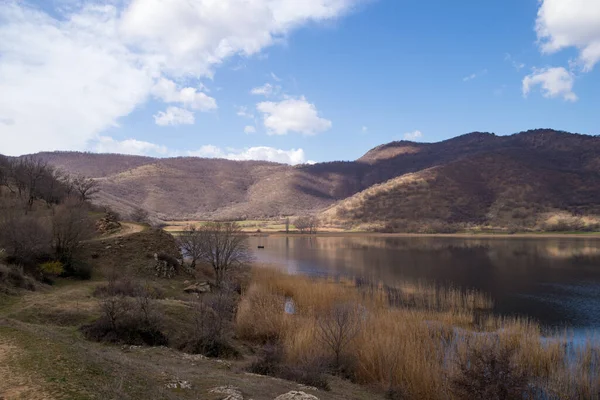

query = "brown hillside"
[[17, 129, 600, 227]]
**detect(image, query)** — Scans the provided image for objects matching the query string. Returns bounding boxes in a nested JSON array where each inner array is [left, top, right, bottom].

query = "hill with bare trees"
[[20, 129, 600, 230]]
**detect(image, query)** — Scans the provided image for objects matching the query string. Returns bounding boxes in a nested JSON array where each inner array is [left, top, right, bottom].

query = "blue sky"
[[1, 0, 599, 163]]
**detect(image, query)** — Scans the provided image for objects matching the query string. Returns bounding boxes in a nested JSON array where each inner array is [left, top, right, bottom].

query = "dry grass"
[[237, 268, 600, 399]]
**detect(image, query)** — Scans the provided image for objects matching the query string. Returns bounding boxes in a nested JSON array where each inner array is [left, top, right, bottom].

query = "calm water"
[[248, 235, 600, 330]]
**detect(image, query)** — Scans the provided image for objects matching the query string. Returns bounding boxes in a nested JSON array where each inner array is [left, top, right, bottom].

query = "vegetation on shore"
[[237, 268, 600, 399]]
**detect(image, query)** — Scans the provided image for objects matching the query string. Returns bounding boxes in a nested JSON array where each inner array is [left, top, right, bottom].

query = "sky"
[[0, 0, 599, 164]]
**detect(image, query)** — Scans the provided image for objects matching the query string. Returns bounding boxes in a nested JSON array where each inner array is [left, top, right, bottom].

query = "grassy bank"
[[236, 268, 600, 399]]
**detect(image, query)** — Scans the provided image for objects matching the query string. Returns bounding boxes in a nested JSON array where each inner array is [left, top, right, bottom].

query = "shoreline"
[[247, 231, 600, 239]]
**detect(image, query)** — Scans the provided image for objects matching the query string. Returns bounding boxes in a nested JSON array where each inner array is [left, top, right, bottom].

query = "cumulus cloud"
[[250, 83, 281, 97], [188, 145, 308, 165], [244, 125, 257, 134], [152, 78, 217, 111], [536, 0, 600, 71], [0, 4, 153, 156], [256, 96, 332, 135], [404, 130, 423, 141], [91, 136, 169, 156], [0, 0, 364, 155], [154, 107, 196, 126], [522, 67, 578, 102]]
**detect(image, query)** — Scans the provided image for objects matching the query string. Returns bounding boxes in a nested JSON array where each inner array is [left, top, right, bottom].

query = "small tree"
[[195, 222, 252, 287], [52, 202, 95, 264], [73, 175, 100, 202], [129, 207, 149, 223], [316, 303, 361, 370], [285, 217, 290, 234], [178, 225, 203, 270]]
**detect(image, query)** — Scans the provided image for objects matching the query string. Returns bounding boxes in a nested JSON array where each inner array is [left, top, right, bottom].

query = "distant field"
[[163, 220, 352, 234], [164, 220, 294, 233]]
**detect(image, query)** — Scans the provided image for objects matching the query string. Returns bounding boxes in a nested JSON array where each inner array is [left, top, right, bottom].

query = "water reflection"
[[249, 235, 600, 329]]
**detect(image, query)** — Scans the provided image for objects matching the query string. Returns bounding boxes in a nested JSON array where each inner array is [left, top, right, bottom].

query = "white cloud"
[[89, 137, 310, 164], [362, 126, 368, 133], [244, 125, 256, 134], [462, 69, 488, 82], [154, 107, 195, 126], [236, 106, 254, 119], [0, 0, 365, 155], [0, 4, 153, 156], [92, 136, 169, 156], [152, 78, 217, 111], [188, 145, 308, 165], [403, 130, 423, 141], [522, 67, 578, 102], [536, 0, 600, 71], [256, 96, 332, 136], [271, 72, 282, 82], [250, 83, 281, 97], [504, 53, 525, 71]]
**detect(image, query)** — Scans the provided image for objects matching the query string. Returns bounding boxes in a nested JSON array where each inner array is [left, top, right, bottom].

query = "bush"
[[450, 343, 531, 400], [248, 344, 329, 391], [178, 336, 241, 359], [38, 261, 64, 282], [93, 278, 164, 299], [81, 295, 168, 346], [62, 259, 92, 280], [0, 264, 36, 292]]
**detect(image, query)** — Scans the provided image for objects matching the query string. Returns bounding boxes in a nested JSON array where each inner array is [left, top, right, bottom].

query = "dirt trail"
[[90, 222, 146, 241]]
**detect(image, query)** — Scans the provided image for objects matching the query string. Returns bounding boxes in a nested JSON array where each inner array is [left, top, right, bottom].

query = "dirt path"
[[90, 222, 146, 242]]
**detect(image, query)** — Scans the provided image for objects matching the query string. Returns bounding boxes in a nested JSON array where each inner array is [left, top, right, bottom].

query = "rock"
[[183, 281, 211, 294], [166, 380, 192, 390], [274, 391, 319, 400], [105, 245, 112, 250], [209, 385, 243, 400]]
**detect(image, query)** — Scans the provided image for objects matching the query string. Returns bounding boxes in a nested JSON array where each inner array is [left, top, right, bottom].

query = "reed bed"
[[236, 268, 600, 399]]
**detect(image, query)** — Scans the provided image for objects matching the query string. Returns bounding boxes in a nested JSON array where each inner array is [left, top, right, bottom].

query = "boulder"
[[274, 391, 319, 400], [209, 386, 243, 400], [184, 281, 211, 294]]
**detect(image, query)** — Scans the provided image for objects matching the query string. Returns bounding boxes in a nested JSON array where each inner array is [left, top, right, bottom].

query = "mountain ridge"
[[18, 129, 600, 230]]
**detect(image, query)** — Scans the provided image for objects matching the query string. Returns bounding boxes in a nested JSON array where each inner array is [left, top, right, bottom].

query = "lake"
[[248, 235, 600, 331]]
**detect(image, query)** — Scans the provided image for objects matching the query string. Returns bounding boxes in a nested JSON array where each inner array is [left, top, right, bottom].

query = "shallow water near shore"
[[249, 235, 600, 332]]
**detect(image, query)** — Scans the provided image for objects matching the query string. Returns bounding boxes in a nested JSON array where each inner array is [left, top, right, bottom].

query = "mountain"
[[27, 129, 600, 230]]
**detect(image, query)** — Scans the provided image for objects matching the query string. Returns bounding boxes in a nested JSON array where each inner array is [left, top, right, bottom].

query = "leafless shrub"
[[450, 342, 531, 400]]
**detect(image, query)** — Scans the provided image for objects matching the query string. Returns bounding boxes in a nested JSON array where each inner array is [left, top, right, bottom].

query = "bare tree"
[[178, 225, 204, 270], [73, 175, 100, 202], [316, 303, 361, 369], [194, 222, 252, 287], [0, 201, 52, 268], [52, 201, 95, 263], [129, 207, 149, 223]]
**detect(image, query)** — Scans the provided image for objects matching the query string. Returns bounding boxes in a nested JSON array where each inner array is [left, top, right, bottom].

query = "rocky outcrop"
[[274, 391, 319, 400], [209, 385, 244, 400], [95, 212, 121, 234], [183, 281, 211, 294]]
